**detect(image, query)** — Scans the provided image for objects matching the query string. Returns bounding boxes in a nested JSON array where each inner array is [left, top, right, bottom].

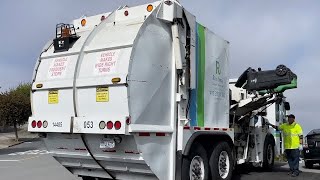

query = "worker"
[[266, 114, 303, 177]]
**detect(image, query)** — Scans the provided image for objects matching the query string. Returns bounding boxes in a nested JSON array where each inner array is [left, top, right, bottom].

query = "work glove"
[[264, 122, 271, 126], [299, 145, 303, 151]]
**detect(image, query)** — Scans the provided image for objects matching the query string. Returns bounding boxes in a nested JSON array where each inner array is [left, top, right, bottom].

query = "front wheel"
[[262, 137, 275, 170], [209, 142, 233, 180], [182, 142, 209, 180]]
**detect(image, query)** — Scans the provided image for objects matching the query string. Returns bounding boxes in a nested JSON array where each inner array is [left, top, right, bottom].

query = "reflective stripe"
[[283, 133, 302, 137]]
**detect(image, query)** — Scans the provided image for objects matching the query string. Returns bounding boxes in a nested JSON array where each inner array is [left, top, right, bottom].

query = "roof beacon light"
[[61, 27, 71, 38], [147, 5, 154, 12], [54, 23, 79, 52]]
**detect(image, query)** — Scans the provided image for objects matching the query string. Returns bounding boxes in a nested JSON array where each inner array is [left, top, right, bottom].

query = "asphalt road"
[[0, 139, 79, 180], [0, 139, 319, 180]]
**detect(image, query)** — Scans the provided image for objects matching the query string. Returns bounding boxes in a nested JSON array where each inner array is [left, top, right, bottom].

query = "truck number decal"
[[53, 122, 63, 127], [84, 121, 94, 128]]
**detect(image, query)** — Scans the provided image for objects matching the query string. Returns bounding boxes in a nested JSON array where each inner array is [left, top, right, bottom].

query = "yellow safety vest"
[[279, 122, 303, 150]]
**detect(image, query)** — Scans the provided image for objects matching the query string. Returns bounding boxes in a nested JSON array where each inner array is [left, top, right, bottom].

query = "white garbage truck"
[[28, 1, 297, 180]]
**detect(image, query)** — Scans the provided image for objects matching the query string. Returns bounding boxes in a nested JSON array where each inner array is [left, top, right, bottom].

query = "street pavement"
[[0, 139, 319, 180], [0, 139, 80, 180], [233, 163, 320, 180]]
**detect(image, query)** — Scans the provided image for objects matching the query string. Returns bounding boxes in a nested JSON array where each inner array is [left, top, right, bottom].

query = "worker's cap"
[[286, 114, 295, 119]]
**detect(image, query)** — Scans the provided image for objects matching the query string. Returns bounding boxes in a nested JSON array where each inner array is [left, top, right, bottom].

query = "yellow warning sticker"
[[96, 87, 109, 102], [48, 90, 59, 104]]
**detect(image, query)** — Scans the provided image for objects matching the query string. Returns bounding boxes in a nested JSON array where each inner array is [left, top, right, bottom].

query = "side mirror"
[[284, 102, 290, 111]]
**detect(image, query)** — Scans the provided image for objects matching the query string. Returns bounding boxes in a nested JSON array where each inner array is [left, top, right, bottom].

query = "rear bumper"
[[51, 149, 157, 180], [302, 148, 320, 161], [43, 133, 158, 180]]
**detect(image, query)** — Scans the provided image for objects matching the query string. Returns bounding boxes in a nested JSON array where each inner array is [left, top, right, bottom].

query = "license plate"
[[100, 139, 115, 149]]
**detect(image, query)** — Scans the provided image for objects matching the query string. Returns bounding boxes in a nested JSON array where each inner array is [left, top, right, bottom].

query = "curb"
[[8, 141, 25, 148], [0, 137, 41, 149], [7, 137, 41, 148]]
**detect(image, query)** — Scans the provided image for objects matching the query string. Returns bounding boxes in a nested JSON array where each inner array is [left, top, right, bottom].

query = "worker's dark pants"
[[285, 149, 300, 175]]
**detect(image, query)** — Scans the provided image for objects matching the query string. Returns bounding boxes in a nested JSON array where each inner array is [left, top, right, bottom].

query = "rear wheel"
[[305, 160, 313, 169], [262, 136, 275, 170], [182, 142, 209, 180], [209, 142, 233, 180]]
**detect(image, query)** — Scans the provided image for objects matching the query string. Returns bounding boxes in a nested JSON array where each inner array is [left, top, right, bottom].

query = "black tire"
[[262, 136, 275, 170], [305, 160, 313, 169], [275, 64, 288, 76], [209, 142, 233, 180], [182, 142, 209, 180]]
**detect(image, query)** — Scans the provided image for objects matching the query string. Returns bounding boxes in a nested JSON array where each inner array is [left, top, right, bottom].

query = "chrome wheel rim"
[[218, 151, 230, 179], [190, 156, 205, 180]]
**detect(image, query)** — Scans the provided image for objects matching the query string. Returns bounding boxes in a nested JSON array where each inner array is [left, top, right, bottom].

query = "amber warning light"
[[81, 19, 87, 26], [147, 5, 154, 12]]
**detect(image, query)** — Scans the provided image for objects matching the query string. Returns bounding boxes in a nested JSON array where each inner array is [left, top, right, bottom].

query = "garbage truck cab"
[[229, 78, 292, 167], [28, 1, 297, 180]]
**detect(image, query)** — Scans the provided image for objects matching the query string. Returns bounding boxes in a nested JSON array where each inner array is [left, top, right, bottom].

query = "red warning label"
[[94, 50, 120, 75], [48, 57, 68, 78]]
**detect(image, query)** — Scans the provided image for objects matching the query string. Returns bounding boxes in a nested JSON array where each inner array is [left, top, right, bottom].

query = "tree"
[[0, 92, 10, 131], [0, 83, 31, 141]]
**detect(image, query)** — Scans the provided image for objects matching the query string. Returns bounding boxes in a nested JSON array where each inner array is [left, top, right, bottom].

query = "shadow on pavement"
[[232, 162, 320, 180], [0, 147, 39, 155], [0, 138, 42, 155]]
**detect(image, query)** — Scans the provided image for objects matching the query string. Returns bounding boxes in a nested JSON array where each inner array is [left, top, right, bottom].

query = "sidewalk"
[[0, 126, 39, 149]]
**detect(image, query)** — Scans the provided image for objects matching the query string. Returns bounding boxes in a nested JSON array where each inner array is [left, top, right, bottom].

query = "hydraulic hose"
[[80, 135, 116, 179]]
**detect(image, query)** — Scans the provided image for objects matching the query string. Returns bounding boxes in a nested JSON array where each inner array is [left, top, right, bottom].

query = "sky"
[[0, 0, 319, 135]]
